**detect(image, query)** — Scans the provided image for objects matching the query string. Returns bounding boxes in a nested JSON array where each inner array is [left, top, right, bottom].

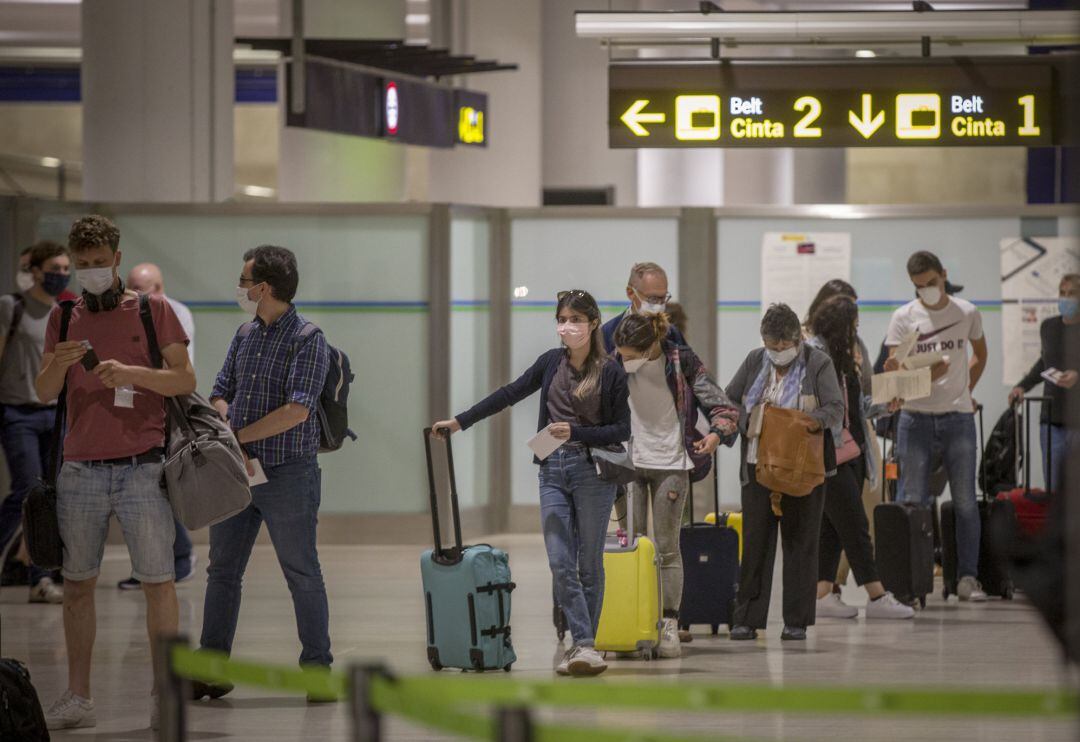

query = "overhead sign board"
[[287, 58, 488, 148], [609, 60, 1057, 148]]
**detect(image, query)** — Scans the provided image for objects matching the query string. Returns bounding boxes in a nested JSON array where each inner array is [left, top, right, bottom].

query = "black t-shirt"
[[1017, 317, 1079, 426]]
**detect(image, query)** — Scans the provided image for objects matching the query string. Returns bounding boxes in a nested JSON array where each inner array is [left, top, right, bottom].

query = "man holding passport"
[[884, 250, 988, 602], [35, 215, 194, 731]]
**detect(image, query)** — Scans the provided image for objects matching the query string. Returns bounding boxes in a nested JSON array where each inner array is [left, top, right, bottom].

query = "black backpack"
[[238, 320, 356, 453], [980, 406, 1019, 496], [0, 658, 49, 741]]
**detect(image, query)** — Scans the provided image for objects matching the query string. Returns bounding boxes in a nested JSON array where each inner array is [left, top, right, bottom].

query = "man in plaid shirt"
[[194, 245, 332, 702]]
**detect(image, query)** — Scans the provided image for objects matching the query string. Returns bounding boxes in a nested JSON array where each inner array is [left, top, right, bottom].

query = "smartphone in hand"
[[80, 341, 100, 371]]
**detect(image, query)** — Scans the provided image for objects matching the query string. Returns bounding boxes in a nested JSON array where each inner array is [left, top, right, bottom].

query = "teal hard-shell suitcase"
[[421, 428, 516, 672]]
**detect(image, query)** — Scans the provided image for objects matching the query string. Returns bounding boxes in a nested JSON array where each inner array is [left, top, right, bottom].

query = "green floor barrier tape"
[[170, 646, 1077, 722]]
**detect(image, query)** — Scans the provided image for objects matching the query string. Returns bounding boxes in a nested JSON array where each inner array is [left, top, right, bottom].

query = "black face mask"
[[42, 271, 70, 297]]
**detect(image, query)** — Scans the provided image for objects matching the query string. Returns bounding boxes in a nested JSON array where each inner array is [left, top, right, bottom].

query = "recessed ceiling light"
[[855, 49, 877, 58]]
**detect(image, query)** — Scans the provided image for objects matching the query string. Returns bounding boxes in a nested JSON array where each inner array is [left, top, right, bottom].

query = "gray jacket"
[[725, 344, 845, 487]]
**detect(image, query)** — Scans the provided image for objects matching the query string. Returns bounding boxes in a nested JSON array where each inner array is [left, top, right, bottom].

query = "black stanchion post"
[[349, 664, 388, 742], [495, 706, 533, 742], [157, 634, 189, 742]]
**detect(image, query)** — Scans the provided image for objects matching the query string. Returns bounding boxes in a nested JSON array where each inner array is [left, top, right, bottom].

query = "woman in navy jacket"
[[434, 290, 630, 677]]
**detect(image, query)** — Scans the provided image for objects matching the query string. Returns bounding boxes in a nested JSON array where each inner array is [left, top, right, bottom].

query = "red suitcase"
[[996, 396, 1052, 538]]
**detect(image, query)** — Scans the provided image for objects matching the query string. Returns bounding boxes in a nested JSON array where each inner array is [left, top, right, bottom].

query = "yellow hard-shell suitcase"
[[595, 491, 662, 656], [705, 511, 743, 560]]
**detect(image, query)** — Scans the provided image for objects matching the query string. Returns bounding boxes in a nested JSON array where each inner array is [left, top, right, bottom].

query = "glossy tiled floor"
[[1, 534, 1076, 741]]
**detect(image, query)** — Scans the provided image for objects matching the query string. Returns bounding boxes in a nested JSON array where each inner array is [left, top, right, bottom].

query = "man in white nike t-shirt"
[[885, 251, 989, 603]]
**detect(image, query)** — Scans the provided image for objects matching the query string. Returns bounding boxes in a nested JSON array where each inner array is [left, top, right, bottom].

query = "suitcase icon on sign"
[[895, 94, 941, 140]]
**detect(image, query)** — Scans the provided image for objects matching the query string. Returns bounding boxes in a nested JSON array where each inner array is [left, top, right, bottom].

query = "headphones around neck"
[[83, 277, 126, 312]]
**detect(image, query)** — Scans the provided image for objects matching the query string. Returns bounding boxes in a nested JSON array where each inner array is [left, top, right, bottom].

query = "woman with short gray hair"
[[724, 304, 844, 642]]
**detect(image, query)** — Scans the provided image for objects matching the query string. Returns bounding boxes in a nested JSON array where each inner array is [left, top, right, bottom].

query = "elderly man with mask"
[[602, 262, 687, 354], [116, 262, 197, 590]]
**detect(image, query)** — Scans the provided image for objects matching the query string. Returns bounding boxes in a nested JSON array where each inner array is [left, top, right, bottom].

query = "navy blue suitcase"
[[679, 453, 740, 635], [420, 428, 516, 672]]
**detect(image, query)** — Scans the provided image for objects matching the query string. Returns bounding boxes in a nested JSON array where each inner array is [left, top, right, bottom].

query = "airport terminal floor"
[[2, 536, 1075, 742]]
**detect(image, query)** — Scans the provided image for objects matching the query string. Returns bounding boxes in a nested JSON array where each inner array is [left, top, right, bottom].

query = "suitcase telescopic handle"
[[423, 427, 464, 562], [711, 450, 721, 526], [1021, 396, 1052, 494]]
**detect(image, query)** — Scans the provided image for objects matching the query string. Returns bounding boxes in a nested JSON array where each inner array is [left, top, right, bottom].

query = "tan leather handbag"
[[755, 406, 826, 513]]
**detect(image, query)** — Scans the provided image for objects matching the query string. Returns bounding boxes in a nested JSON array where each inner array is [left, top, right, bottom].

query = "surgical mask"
[[557, 322, 591, 350], [15, 271, 34, 293], [77, 266, 116, 295], [42, 271, 70, 297], [1059, 297, 1079, 320], [917, 285, 943, 307], [623, 358, 647, 374], [236, 285, 261, 316], [766, 345, 799, 368], [633, 289, 667, 315]]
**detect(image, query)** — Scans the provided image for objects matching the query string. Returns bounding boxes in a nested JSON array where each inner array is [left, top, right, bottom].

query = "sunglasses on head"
[[557, 289, 588, 301]]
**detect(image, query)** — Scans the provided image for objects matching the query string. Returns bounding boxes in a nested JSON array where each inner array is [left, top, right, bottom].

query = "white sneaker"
[[958, 576, 988, 603], [865, 592, 916, 620], [29, 577, 63, 604], [816, 591, 858, 619], [657, 618, 681, 658], [555, 648, 573, 676], [567, 646, 608, 677], [45, 690, 96, 730]]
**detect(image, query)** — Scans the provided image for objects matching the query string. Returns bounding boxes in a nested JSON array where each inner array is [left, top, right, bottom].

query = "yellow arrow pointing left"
[[621, 99, 666, 137]]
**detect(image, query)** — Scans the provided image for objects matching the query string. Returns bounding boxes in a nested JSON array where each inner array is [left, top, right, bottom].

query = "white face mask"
[[77, 266, 116, 295], [557, 321, 591, 349], [766, 345, 799, 368], [236, 285, 261, 316], [15, 271, 34, 293], [623, 358, 647, 374], [917, 285, 943, 307]]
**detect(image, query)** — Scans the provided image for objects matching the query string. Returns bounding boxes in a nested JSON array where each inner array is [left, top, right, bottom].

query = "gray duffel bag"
[[139, 294, 251, 530], [163, 393, 252, 530]]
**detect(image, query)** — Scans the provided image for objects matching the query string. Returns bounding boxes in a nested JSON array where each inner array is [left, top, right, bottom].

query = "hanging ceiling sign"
[[287, 58, 488, 148], [609, 59, 1060, 148]]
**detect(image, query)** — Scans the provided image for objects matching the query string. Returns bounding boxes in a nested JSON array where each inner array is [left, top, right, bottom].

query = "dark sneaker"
[[118, 577, 141, 590], [191, 680, 234, 701], [729, 625, 758, 640], [175, 555, 198, 584], [781, 626, 807, 641]]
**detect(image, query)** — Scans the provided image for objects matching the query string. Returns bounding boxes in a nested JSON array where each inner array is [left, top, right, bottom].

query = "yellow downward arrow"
[[621, 99, 666, 137], [849, 94, 885, 139]]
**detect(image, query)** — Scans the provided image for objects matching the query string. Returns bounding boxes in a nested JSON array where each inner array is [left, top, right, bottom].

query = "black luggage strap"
[[476, 581, 516, 594], [45, 301, 74, 486], [481, 625, 512, 638]]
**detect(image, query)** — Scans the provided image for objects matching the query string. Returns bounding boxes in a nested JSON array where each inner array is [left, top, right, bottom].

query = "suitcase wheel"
[[503, 664, 513, 672], [919, 596, 927, 609], [942, 587, 949, 601], [1004, 585, 1015, 600], [711, 624, 720, 635], [679, 623, 689, 632], [427, 648, 443, 672], [557, 629, 566, 641]]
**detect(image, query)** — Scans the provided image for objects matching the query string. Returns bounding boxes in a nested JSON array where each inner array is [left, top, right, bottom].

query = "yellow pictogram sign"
[[620, 99, 666, 137], [849, 94, 885, 139], [896, 93, 941, 140]]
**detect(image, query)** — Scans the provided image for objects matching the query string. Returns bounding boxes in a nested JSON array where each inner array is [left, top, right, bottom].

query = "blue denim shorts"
[[56, 460, 176, 583]]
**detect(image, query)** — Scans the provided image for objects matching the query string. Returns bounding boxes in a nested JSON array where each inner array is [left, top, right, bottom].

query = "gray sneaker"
[[567, 646, 608, 677], [45, 690, 96, 730], [555, 648, 573, 676], [657, 618, 681, 658], [958, 576, 988, 603]]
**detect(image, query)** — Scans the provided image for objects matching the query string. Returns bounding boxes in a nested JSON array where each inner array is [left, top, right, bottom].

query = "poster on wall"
[[1000, 236, 1080, 384], [760, 232, 852, 321]]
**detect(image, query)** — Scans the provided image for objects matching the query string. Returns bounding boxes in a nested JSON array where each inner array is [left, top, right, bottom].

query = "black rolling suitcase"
[[941, 405, 1015, 600], [678, 453, 740, 635], [873, 427, 934, 608]]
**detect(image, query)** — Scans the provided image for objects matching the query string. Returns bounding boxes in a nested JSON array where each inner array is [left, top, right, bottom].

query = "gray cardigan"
[[725, 344, 845, 487]]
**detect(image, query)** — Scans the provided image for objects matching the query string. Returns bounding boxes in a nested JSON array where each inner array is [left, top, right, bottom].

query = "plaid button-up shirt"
[[212, 306, 329, 467]]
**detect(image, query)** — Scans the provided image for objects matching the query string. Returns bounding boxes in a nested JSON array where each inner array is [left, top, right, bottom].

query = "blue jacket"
[[602, 309, 687, 355], [455, 348, 630, 460]]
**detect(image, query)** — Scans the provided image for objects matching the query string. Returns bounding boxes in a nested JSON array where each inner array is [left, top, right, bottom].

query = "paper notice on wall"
[[761, 232, 852, 320], [872, 368, 932, 405], [1000, 237, 1080, 384]]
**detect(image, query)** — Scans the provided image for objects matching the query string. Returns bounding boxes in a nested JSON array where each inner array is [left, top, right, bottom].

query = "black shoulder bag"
[[22, 301, 74, 570]]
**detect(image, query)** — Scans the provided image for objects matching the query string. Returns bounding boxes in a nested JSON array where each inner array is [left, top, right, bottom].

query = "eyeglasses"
[[633, 287, 671, 304], [557, 289, 588, 301], [238, 275, 257, 285]]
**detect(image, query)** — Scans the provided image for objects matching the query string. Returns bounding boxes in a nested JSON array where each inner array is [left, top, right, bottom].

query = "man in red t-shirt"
[[35, 215, 195, 732]]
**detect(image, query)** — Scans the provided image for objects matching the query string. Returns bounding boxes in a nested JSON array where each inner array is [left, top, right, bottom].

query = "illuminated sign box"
[[287, 58, 488, 148], [609, 60, 1059, 148]]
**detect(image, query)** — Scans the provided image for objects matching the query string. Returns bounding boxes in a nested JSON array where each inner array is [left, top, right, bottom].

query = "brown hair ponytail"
[[613, 311, 670, 353]]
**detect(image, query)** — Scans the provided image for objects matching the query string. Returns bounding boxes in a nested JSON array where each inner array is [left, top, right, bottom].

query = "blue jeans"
[[1039, 423, 1077, 494], [0, 404, 61, 585], [897, 411, 980, 578], [200, 456, 332, 667], [538, 446, 617, 648]]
